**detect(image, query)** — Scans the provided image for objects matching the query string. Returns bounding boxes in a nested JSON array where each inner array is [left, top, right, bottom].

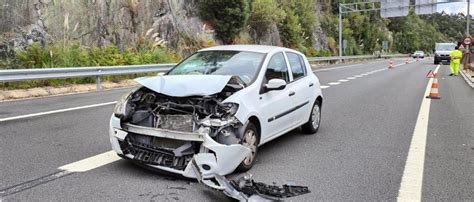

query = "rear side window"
[[265, 52, 289, 82], [286, 52, 306, 80]]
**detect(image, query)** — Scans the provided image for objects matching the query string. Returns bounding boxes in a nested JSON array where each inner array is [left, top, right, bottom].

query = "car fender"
[[223, 85, 263, 127]]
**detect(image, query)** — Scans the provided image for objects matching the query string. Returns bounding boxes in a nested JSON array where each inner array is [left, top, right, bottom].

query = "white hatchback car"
[[109, 45, 323, 179]]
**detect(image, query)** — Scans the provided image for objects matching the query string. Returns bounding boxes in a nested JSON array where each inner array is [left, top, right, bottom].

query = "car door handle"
[[289, 91, 296, 96], [309, 83, 314, 87]]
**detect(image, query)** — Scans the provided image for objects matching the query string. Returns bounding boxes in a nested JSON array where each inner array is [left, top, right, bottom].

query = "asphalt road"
[[1, 58, 472, 201]]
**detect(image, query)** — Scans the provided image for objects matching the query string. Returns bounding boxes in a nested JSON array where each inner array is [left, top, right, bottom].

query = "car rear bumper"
[[435, 55, 450, 61], [109, 115, 251, 179]]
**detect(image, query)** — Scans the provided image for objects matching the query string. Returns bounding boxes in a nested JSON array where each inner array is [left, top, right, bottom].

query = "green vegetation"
[[1, 0, 472, 91], [0, 39, 180, 89], [277, 0, 315, 49], [389, 12, 445, 53], [199, 0, 251, 44], [249, 0, 285, 38]]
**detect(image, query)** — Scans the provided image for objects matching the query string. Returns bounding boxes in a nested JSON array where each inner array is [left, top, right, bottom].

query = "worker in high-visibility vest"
[[449, 46, 463, 76]]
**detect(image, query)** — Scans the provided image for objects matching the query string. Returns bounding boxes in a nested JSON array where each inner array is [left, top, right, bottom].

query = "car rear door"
[[284, 51, 313, 126]]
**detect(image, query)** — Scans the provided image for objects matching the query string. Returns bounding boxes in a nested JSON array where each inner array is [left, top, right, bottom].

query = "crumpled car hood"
[[135, 75, 233, 97]]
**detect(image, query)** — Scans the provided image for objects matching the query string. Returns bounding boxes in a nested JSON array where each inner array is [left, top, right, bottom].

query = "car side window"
[[286, 52, 306, 80], [265, 52, 289, 82]]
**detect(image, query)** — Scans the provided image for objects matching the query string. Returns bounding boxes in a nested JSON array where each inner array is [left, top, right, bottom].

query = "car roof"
[[199, 45, 294, 54]]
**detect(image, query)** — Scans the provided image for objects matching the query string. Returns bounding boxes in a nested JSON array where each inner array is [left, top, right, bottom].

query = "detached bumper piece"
[[201, 174, 310, 201], [120, 134, 194, 171]]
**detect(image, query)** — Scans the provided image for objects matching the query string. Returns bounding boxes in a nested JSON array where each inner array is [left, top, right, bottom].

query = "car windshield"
[[167, 51, 265, 84], [415, 51, 423, 54], [436, 44, 455, 51]]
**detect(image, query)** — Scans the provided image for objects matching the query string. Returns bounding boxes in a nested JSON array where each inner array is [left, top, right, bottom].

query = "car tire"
[[302, 100, 321, 134], [236, 122, 259, 172], [434, 59, 439, 65]]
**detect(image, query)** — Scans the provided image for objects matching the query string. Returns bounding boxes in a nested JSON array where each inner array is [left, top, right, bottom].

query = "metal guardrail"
[[0, 64, 175, 90], [0, 54, 408, 91], [307, 54, 408, 62]]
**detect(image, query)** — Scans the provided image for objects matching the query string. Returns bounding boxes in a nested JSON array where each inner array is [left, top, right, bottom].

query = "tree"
[[249, 0, 285, 38], [199, 0, 251, 44]]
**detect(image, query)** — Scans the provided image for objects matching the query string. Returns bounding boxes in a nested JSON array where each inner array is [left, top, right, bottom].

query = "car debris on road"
[[196, 172, 310, 201]]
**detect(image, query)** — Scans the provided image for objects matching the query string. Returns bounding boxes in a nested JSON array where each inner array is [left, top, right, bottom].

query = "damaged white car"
[[109, 45, 323, 180]]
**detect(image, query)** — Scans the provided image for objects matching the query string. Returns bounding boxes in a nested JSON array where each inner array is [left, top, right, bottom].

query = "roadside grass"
[[0, 42, 180, 90]]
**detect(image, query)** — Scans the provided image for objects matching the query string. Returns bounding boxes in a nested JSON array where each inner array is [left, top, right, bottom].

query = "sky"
[[436, 1, 473, 15]]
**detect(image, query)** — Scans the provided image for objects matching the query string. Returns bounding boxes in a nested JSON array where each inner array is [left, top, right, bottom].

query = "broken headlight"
[[114, 92, 132, 118], [222, 103, 239, 116]]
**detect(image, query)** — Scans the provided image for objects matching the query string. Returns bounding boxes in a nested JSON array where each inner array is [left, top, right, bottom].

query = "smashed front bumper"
[[109, 115, 251, 179]]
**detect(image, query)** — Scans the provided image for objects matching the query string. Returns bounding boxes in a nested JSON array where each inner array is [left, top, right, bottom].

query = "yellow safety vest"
[[450, 50, 462, 64]]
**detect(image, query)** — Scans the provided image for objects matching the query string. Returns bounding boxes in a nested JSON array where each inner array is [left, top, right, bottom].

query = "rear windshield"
[[436, 44, 455, 51]]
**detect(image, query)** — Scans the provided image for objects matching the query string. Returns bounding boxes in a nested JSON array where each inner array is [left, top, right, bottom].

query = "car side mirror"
[[264, 79, 286, 92]]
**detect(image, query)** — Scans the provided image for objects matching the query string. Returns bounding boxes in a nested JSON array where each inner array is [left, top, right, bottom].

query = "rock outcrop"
[[0, 0, 330, 56]]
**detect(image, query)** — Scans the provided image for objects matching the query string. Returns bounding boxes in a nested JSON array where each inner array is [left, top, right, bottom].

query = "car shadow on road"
[[113, 158, 231, 201]]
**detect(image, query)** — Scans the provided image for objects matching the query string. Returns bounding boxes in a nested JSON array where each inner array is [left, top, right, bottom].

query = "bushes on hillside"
[[0, 41, 180, 89], [249, 0, 285, 37], [277, 0, 316, 51], [199, 0, 251, 44]]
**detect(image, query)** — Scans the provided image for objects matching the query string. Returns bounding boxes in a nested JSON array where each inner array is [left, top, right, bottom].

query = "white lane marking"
[[59, 151, 120, 172], [347, 77, 356, 80], [338, 79, 349, 82], [0, 87, 133, 104], [355, 75, 363, 78], [313, 63, 363, 72], [320, 85, 330, 89], [0, 102, 117, 122], [394, 63, 405, 67], [328, 82, 341, 85], [397, 65, 440, 201], [361, 73, 369, 76]]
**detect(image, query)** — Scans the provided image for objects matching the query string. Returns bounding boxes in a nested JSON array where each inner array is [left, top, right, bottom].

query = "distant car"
[[412, 51, 425, 58], [434, 43, 456, 64], [109, 45, 323, 180]]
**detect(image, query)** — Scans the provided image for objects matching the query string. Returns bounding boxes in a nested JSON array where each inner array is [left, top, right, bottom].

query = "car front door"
[[258, 52, 297, 140]]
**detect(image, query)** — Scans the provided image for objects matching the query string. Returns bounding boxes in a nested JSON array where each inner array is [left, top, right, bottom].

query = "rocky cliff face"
[[312, 1, 329, 50], [151, 0, 216, 55], [0, 0, 329, 56]]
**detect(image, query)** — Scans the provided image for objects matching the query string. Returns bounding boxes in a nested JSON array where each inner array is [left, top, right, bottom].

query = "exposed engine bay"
[[115, 76, 247, 171]]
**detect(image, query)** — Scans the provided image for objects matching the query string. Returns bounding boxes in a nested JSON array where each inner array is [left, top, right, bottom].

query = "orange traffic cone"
[[388, 60, 394, 69], [426, 73, 440, 99]]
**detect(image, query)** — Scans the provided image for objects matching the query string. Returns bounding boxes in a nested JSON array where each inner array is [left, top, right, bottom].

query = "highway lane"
[[0, 58, 405, 120], [423, 65, 474, 200], [1, 58, 472, 201], [0, 88, 131, 120]]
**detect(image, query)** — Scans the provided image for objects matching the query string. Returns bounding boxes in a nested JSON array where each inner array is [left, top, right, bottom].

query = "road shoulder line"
[[0, 102, 117, 122], [397, 65, 440, 201]]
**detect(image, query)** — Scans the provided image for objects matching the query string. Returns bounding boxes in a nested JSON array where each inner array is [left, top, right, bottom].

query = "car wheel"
[[434, 60, 439, 65], [236, 122, 259, 172], [302, 100, 321, 134]]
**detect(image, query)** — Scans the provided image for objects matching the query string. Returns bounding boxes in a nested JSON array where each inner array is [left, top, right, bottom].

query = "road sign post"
[[382, 41, 389, 52], [339, 6, 343, 62]]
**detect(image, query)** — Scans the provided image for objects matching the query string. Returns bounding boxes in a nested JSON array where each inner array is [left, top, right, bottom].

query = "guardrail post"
[[95, 75, 102, 91]]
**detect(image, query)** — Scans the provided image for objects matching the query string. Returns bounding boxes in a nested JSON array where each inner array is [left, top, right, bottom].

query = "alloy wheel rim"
[[242, 130, 257, 165], [312, 105, 320, 129]]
